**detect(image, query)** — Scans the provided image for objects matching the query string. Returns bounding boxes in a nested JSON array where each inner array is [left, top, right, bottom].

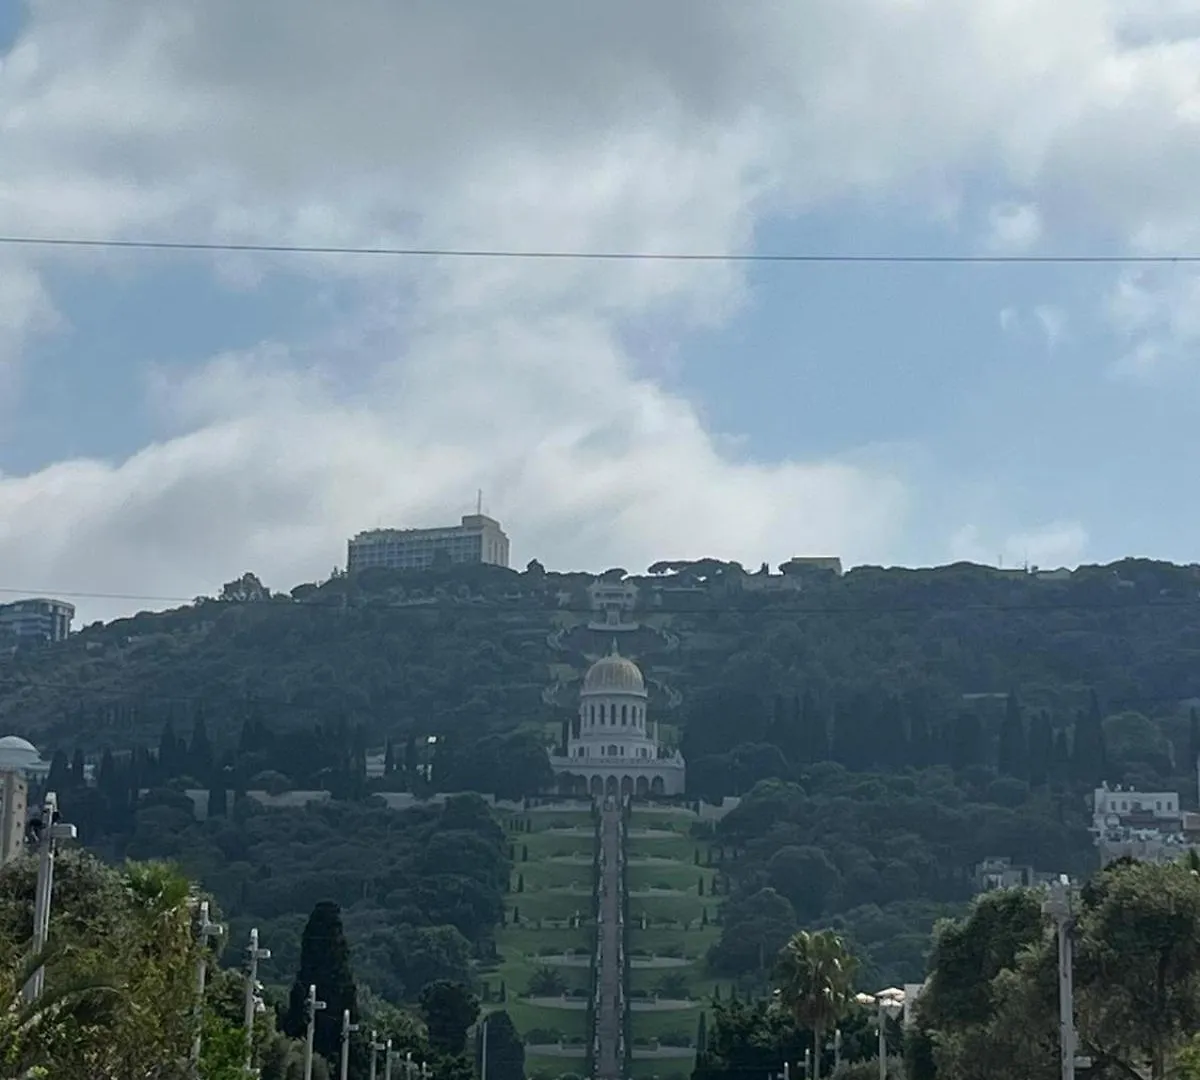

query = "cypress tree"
[[696, 1011, 708, 1054], [70, 747, 86, 787], [284, 901, 358, 1061], [1027, 711, 1053, 788], [997, 693, 1028, 779], [158, 720, 179, 779], [45, 750, 70, 793], [1190, 707, 1200, 773], [1072, 691, 1108, 785], [476, 1009, 524, 1080], [190, 710, 213, 781]]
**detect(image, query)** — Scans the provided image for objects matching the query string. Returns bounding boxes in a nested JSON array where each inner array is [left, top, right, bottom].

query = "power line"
[[2, 233, 1200, 265], [2, 582, 1200, 616]]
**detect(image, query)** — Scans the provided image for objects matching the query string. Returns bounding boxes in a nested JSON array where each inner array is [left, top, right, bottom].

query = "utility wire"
[[1, 583, 1199, 616], [2, 233, 1200, 265]]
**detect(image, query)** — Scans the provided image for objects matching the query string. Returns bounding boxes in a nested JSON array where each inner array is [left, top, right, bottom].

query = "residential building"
[[549, 643, 687, 798], [0, 736, 50, 866], [0, 598, 74, 644], [587, 579, 640, 630], [974, 856, 1057, 892], [347, 514, 510, 572], [1092, 783, 1187, 865], [779, 556, 843, 576]]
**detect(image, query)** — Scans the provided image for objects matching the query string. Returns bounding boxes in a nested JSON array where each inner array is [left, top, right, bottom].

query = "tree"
[[284, 901, 358, 1061], [997, 693, 1027, 779], [773, 930, 857, 1080], [477, 1010, 524, 1080], [420, 981, 479, 1056]]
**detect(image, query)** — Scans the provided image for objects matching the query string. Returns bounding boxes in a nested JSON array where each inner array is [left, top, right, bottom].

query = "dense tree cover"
[[908, 858, 1200, 1080], [705, 765, 1091, 989], [698, 858, 1200, 1080], [5, 558, 1200, 761], [98, 792, 509, 1005], [0, 849, 339, 1078]]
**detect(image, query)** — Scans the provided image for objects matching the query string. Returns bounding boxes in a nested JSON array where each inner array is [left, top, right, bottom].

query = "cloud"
[[949, 521, 1089, 569], [0, 260, 60, 405], [1105, 268, 1200, 377], [1, 1, 1200, 617], [985, 203, 1043, 252]]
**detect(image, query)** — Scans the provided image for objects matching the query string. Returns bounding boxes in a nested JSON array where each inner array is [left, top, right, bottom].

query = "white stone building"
[[549, 644, 686, 798]]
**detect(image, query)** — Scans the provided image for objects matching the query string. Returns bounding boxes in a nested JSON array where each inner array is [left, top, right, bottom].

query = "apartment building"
[[0, 598, 75, 644], [347, 514, 510, 572]]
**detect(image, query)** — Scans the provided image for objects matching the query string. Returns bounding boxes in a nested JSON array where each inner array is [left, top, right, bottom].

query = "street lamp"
[[857, 989, 904, 1080], [303, 984, 327, 1080], [367, 1030, 386, 1080], [191, 899, 225, 1073], [480, 1015, 489, 1080], [243, 928, 272, 1075], [339, 1008, 360, 1080], [1043, 875, 1080, 1080], [24, 791, 76, 1004]]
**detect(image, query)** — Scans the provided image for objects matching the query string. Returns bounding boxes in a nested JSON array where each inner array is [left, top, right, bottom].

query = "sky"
[[4, 1, 1200, 622]]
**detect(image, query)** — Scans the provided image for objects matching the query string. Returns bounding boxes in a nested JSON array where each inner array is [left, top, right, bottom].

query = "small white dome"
[[0, 735, 41, 772], [582, 642, 647, 697]]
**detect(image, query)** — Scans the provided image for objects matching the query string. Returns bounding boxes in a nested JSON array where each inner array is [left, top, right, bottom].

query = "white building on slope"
[[549, 643, 686, 798]]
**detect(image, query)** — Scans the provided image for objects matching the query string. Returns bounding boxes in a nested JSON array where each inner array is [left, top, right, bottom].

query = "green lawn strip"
[[627, 862, 715, 892], [502, 1001, 590, 1040], [525, 1052, 588, 1080], [513, 860, 598, 890], [627, 1061, 692, 1080], [511, 891, 595, 922], [629, 894, 707, 926], [629, 924, 718, 959], [626, 836, 697, 863]]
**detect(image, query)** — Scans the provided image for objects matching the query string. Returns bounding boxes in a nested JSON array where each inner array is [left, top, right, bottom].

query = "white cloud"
[[1105, 268, 1200, 376], [0, 1, 1199, 616], [949, 521, 1089, 569], [986, 203, 1043, 252]]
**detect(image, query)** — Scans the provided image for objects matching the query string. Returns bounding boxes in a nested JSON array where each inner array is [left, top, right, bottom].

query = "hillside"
[[4, 557, 1200, 764]]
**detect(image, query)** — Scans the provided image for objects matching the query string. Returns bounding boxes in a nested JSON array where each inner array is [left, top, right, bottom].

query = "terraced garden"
[[625, 806, 722, 1080], [483, 801, 598, 1080]]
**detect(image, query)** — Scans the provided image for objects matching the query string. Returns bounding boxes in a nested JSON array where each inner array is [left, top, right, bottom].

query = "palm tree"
[[774, 930, 858, 1080], [0, 943, 118, 1077]]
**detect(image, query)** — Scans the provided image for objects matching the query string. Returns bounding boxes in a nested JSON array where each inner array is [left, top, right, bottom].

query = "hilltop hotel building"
[[550, 644, 686, 798], [347, 514, 510, 572]]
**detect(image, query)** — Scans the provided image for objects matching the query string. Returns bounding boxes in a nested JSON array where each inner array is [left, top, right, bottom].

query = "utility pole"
[[191, 899, 224, 1073], [1044, 876, 1076, 1080], [368, 1030, 386, 1080], [303, 984, 327, 1080], [382, 1039, 394, 1080], [24, 792, 75, 1003], [243, 928, 271, 1075], [340, 1008, 360, 1080], [480, 1016, 489, 1080]]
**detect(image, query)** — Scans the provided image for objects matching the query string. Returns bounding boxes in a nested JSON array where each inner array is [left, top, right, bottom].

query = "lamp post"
[[243, 928, 271, 1075], [24, 792, 76, 1004], [303, 984, 327, 1080], [339, 1008, 360, 1080], [480, 1016, 489, 1080], [368, 1030, 386, 1080], [190, 899, 225, 1073], [856, 990, 904, 1080], [1043, 875, 1077, 1080]]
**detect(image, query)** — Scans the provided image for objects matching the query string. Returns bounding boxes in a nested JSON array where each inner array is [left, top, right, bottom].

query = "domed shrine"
[[549, 643, 686, 798]]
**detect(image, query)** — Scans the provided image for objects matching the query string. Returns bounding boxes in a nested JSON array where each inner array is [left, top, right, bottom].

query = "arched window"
[[621, 704, 628, 725], [600, 704, 606, 725]]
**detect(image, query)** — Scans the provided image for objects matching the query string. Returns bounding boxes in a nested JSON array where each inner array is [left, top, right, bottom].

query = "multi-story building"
[[346, 514, 510, 573], [0, 736, 49, 866], [0, 598, 75, 644], [1092, 783, 1187, 865]]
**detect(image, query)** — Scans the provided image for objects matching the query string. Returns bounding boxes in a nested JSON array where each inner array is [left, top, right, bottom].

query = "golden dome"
[[581, 641, 647, 697]]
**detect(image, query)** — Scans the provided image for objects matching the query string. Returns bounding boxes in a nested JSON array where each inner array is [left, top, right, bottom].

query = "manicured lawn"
[[627, 861, 714, 892]]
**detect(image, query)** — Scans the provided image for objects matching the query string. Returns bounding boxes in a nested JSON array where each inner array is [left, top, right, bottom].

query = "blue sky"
[[3, 1, 1200, 621]]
